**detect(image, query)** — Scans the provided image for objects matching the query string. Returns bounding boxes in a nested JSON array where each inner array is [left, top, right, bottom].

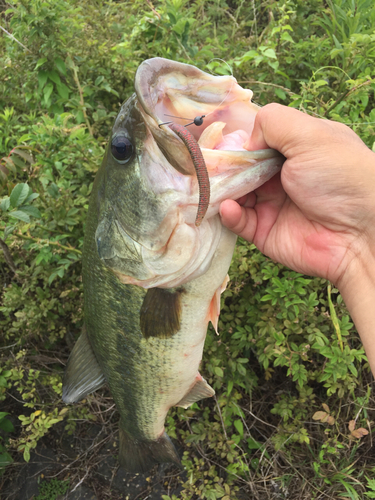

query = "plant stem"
[[327, 284, 343, 352], [71, 65, 94, 136], [1, 230, 82, 255], [37, 224, 75, 237], [0, 238, 17, 272], [324, 80, 372, 117], [238, 80, 297, 96]]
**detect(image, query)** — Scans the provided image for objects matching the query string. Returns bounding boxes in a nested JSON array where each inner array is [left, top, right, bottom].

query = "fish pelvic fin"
[[119, 426, 181, 473], [62, 327, 106, 403], [175, 374, 215, 409], [140, 287, 185, 339]]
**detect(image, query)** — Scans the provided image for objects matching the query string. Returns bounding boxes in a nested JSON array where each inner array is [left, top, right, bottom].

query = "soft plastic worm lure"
[[167, 122, 210, 227]]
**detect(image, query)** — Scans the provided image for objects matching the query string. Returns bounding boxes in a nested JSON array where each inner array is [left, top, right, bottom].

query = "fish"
[[62, 57, 284, 473]]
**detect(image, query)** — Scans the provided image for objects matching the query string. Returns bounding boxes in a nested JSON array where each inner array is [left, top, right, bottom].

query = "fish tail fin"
[[119, 425, 181, 473]]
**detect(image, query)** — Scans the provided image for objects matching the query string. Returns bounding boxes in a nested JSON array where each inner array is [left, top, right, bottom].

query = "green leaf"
[[35, 57, 47, 70], [275, 88, 286, 100], [10, 183, 29, 208], [47, 70, 61, 85], [227, 380, 233, 395], [48, 271, 58, 285], [237, 363, 246, 376], [56, 83, 70, 100], [234, 419, 243, 437], [332, 34, 343, 50], [263, 48, 277, 59], [314, 79, 329, 88], [95, 76, 104, 86], [25, 193, 39, 204], [23, 448, 30, 462], [261, 294, 273, 302], [0, 197, 10, 212], [214, 367, 224, 377], [18, 206, 41, 218], [247, 437, 262, 450], [55, 57, 67, 75], [9, 210, 30, 223], [168, 12, 176, 24], [38, 71, 48, 89], [43, 83, 54, 102], [3, 225, 15, 239], [0, 412, 9, 420], [0, 417, 14, 433], [365, 477, 375, 490], [47, 183, 59, 198], [0, 452, 13, 467], [281, 32, 294, 43], [348, 363, 358, 377], [314, 336, 325, 347], [238, 50, 258, 63], [18, 134, 31, 143]]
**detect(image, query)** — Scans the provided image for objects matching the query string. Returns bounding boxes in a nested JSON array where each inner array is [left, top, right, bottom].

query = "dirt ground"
[[1, 420, 185, 500]]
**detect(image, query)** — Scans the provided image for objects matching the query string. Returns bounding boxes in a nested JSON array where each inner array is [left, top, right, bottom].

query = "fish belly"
[[142, 222, 237, 438]]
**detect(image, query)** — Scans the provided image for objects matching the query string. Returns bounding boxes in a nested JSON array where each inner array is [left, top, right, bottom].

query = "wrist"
[[337, 246, 375, 375]]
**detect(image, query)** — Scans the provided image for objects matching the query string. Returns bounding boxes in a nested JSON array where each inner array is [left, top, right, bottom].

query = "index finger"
[[247, 103, 323, 155]]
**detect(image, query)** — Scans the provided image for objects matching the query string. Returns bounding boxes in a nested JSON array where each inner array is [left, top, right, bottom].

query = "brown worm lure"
[[167, 122, 210, 227]]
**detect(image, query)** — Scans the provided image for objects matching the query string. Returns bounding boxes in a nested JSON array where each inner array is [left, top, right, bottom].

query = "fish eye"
[[111, 134, 134, 164]]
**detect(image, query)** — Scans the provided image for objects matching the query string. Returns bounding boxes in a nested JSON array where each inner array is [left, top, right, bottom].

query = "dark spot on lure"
[[167, 122, 210, 227]]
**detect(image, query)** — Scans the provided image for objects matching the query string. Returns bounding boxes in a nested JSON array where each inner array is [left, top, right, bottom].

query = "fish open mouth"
[[135, 57, 283, 226]]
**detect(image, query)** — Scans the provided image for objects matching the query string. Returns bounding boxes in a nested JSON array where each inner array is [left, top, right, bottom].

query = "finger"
[[220, 199, 258, 242], [248, 103, 320, 156], [237, 192, 257, 208]]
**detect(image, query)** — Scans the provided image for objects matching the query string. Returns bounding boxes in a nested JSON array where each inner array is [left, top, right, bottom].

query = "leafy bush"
[[1, 0, 375, 498]]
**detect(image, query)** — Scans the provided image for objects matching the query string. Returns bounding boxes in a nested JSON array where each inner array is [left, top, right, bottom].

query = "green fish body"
[[63, 58, 284, 472]]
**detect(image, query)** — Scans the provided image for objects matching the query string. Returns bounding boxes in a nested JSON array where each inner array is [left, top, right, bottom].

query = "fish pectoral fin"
[[175, 374, 215, 409], [62, 327, 106, 404], [140, 287, 184, 339], [119, 426, 181, 473], [207, 274, 230, 334]]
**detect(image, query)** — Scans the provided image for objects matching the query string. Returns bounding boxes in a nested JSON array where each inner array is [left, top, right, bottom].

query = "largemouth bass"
[[62, 58, 284, 472]]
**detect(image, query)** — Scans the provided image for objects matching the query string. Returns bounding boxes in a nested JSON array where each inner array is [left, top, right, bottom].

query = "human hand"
[[220, 103, 375, 373], [220, 103, 375, 289]]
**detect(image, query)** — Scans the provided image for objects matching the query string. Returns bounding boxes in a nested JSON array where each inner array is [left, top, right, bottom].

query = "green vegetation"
[[35, 478, 70, 500], [1, 0, 375, 498]]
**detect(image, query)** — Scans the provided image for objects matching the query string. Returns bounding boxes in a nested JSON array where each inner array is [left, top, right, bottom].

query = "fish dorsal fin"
[[140, 287, 184, 339], [175, 374, 215, 409], [62, 328, 106, 403]]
